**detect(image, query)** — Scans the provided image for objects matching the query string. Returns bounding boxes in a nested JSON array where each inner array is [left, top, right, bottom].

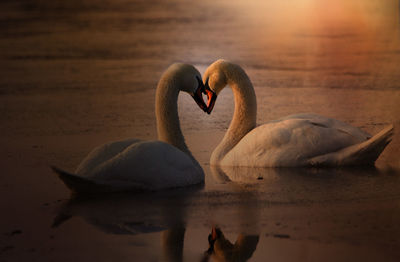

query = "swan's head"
[[202, 59, 229, 114], [206, 226, 223, 254], [206, 226, 260, 261], [164, 63, 208, 112]]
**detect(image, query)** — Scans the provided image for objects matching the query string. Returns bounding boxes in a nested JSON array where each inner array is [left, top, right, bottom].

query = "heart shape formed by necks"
[[192, 76, 217, 114]]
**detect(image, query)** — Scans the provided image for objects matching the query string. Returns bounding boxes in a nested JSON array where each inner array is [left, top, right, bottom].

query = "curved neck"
[[211, 65, 257, 165], [155, 79, 196, 162]]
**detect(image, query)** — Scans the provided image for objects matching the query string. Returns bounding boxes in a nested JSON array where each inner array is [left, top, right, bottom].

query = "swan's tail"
[[309, 124, 394, 166], [51, 166, 110, 194]]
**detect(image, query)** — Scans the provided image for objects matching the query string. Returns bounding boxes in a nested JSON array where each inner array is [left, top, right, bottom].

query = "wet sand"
[[1, 0, 400, 261]]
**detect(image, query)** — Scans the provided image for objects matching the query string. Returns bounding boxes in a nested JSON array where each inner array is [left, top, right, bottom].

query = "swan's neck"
[[211, 66, 257, 165], [155, 79, 196, 162]]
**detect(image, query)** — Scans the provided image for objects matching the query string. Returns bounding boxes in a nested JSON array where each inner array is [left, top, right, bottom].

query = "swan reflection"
[[51, 165, 393, 262], [53, 188, 201, 262], [52, 184, 263, 262], [205, 227, 259, 262], [53, 188, 198, 232], [209, 165, 393, 205]]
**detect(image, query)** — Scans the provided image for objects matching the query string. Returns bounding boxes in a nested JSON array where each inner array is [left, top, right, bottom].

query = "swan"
[[52, 63, 207, 193], [202, 59, 394, 167]]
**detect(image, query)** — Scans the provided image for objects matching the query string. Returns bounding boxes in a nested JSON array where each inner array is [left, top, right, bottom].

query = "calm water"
[[1, 0, 400, 261]]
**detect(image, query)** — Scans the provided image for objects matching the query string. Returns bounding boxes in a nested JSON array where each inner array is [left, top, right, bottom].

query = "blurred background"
[[0, 0, 399, 158]]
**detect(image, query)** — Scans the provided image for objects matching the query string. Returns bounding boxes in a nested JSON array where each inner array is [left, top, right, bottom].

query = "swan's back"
[[90, 140, 204, 190], [221, 114, 378, 167], [75, 138, 142, 177], [54, 139, 204, 193]]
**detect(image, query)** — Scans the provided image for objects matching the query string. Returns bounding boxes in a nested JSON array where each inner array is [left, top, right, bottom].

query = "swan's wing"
[[308, 124, 393, 166], [75, 138, 142, 176], [222, 114, 371, 167], [277, 113, 371, 140], [90, 140, 204, 190], [52, 166, 148, 193]]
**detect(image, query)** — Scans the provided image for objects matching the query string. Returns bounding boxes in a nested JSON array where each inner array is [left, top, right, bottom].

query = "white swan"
[[52, 63, 207, 193], [202, 59, 394, 167]]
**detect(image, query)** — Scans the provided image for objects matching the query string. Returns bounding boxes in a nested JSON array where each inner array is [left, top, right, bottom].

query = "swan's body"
[[203, 59, 393, 167], [53, 63, 206, 193]]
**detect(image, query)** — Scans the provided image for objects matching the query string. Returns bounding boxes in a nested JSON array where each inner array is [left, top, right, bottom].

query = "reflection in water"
[[52, 187, 261, 262], [209, 164, 400, 205], [53, 188, 200, 262], [53, 190, 192, 233], [49, 165, 400, 261], [206, 227, 259, 262], [162, 226, 186, 262], [52, 183, 264, 262]]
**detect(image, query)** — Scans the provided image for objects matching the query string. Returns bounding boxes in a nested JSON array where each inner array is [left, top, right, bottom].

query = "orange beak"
[[204, 78, 217, 114], [211, 226, 218, 241], [206, 226, 220, 254]]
